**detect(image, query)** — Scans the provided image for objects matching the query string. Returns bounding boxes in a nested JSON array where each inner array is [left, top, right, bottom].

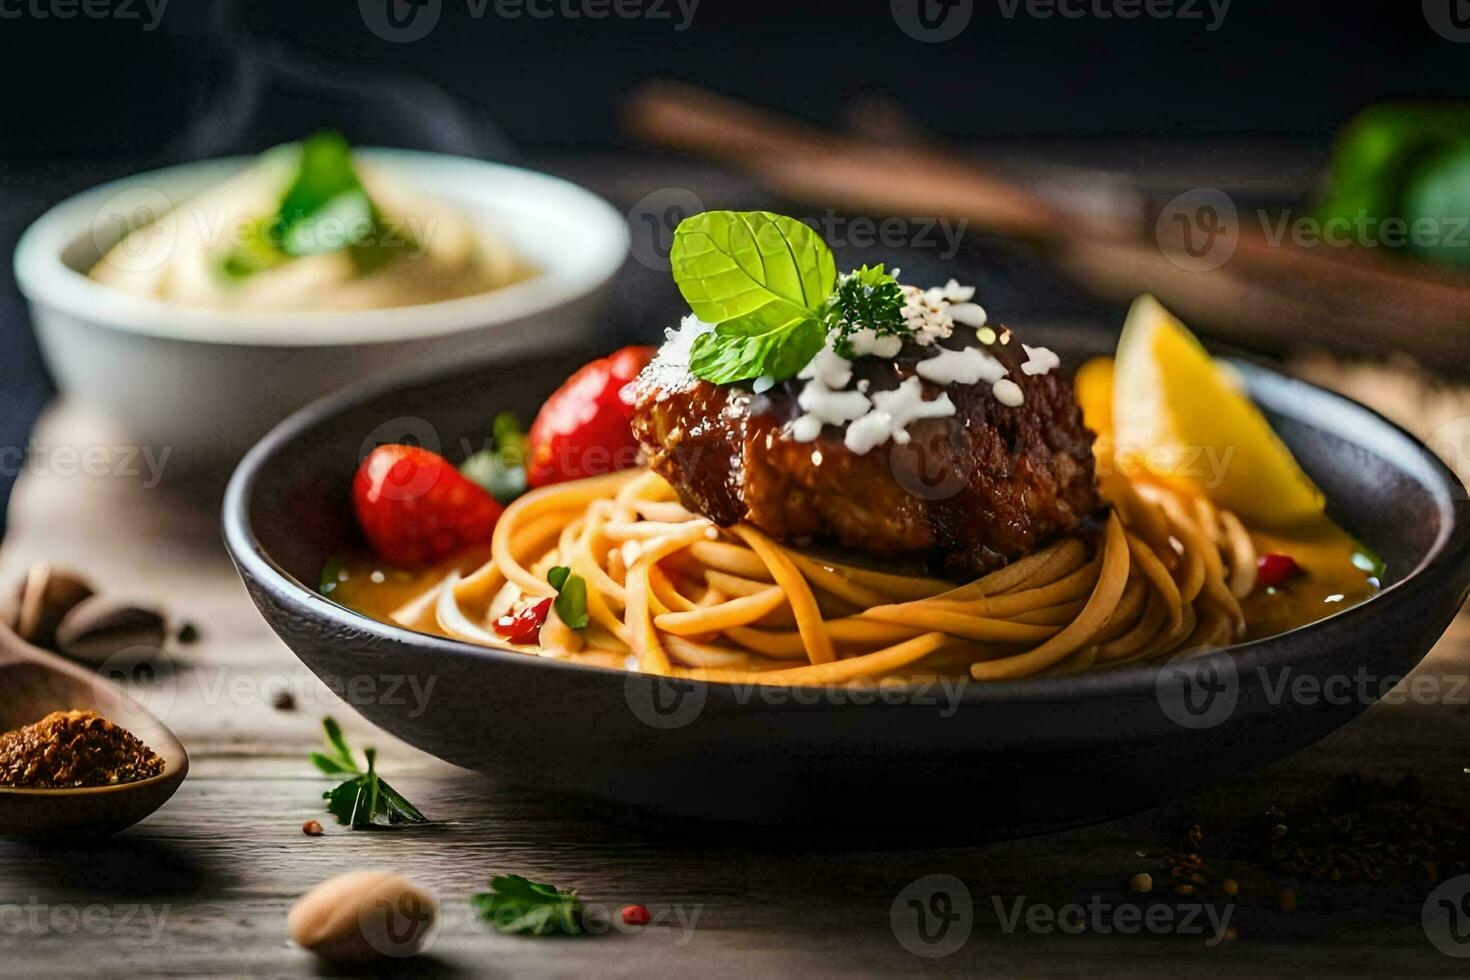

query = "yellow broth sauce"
[[1241, 517, 1382, 642]]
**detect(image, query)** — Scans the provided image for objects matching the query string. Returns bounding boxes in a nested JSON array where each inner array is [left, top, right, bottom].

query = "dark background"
[[0, 0, 1465, 526]]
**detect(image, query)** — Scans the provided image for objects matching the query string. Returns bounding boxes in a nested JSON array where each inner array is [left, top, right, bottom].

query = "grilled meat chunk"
[[629, 328, 1101, 577]]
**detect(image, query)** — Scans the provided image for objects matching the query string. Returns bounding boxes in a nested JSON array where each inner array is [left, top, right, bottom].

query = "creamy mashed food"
[[90, 149, 532, 312]]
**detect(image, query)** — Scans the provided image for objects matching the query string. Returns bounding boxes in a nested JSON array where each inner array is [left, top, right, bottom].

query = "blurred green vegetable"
[[1315, 103, 1470, 267]]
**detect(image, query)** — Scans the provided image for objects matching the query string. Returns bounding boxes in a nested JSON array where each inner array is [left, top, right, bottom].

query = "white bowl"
[[14, 149, 629, 471]]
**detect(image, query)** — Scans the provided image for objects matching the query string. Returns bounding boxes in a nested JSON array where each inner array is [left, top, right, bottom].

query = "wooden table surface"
[[1, 401, 1468, 978]]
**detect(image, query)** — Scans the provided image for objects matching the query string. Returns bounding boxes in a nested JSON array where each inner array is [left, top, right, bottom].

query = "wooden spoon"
[[0, 623, 188, 838]]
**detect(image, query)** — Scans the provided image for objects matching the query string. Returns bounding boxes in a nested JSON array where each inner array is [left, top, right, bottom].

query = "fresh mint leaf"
[[825, 264, 907, 358], [671, 211, 836, 384], [688, 321, 826, 386], [461, 413, 530, 504], [312, 717, 428, 829], [470, 875, 582, 936], [547, 566, 589, 629]]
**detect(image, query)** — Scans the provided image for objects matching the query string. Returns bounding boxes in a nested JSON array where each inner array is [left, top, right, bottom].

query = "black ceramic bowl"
[[223, 329, 1470, 839]]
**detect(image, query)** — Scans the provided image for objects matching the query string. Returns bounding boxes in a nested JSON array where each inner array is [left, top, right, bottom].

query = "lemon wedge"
[[1084, 295, 1326, 530]]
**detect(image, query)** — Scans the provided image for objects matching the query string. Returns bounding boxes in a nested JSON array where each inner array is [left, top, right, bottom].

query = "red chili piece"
[[1256, 553, 1301, 589], [493, 597, 554, 644]]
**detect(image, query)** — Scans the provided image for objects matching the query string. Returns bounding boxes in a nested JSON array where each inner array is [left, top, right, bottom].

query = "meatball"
[[628, 328, 1101, 577]]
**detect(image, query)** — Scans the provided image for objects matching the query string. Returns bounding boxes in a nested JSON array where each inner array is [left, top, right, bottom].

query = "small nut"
[[1129, 873, 1153, 894], [288, 870, 435, 962], [302, 820, 324, 837], [54, 598, 167, 666], [14, 564, 94, 649]]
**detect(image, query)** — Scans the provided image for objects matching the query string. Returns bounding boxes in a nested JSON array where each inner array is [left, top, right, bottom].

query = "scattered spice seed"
[[1224, 927, 1239, 942], [176, 621, 200, 645], [621, 904, 651, 926], [1262, 775, 1464, 885], [270, 686, 296, 711], [1221, 878, 1239, 896], [302, 819, 324, 837], [1278, 888, 1297, 913], [1129, 873, 1153, 894]]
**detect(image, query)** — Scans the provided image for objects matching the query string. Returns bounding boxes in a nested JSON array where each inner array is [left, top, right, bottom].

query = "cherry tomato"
[[353, 445, 504, 567], [526, 346, 656, 488], [620, 904, 651, 926]]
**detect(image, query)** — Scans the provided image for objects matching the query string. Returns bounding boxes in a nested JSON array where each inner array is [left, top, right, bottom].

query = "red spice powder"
[[0, 709, 165, 789]]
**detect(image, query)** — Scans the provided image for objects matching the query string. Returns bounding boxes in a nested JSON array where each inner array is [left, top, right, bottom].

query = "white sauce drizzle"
[[915, 346, 1008, 386], [993, 379, 1025, 407], [1021, 344, 1061, 377]]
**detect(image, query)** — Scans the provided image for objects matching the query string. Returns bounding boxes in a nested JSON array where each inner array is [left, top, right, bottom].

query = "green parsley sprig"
[[470, 875, 583, 935], [311, 717, 428, 829], [824, 264, 907, 359]]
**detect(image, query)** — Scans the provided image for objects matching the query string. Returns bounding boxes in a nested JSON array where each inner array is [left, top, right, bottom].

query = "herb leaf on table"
[[311, 717, 428, 829], [470, 875, 583, 935]]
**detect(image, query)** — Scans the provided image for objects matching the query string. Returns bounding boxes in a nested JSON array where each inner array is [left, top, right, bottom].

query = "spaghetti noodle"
[[379, 466, 1259, 685]]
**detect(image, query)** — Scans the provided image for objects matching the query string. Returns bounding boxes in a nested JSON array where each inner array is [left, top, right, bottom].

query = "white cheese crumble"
[[1020, 344, 1061, 377], [993, 379, 1025, 407], [656, 313, 714, 366], [915, 346, 1008, 386]]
